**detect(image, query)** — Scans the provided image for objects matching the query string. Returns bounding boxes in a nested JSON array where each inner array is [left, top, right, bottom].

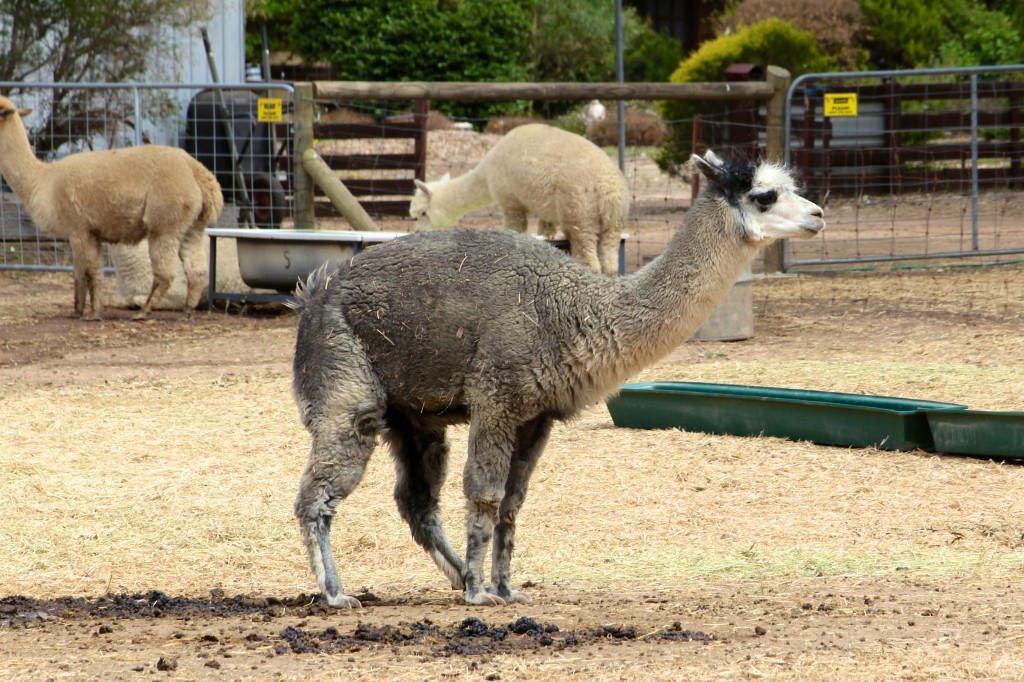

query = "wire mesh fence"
[[0, 82, 294, 271], [4, 69, 1024, 280], [784, 64, 1024, 270]]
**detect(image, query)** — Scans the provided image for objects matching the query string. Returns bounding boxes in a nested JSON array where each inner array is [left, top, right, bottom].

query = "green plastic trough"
[[923, 410, 1024, 459], [606, 382, 968, 452]]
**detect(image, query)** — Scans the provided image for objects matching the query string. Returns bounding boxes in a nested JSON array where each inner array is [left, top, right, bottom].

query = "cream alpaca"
[[0, 97, 223, 319], [409, 123, 629, 275]]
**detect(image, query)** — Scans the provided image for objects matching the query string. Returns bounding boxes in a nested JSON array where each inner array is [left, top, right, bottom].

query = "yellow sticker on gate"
[[824, 93, 858, 117], [258, 98, 283, 122]]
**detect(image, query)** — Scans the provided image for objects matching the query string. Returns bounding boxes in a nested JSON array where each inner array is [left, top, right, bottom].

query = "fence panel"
[[784, 64, 1024, 269]]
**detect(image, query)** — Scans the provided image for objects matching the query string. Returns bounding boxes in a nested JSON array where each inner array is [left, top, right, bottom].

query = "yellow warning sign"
[[257, 98, 283, 122], [824, 93, 858, 117]]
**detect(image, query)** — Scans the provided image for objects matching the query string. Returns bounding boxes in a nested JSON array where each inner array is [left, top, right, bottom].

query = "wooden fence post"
[[292, 82, 316, 230], [762, 66, 791, 273], [765, 65, 790, 162]]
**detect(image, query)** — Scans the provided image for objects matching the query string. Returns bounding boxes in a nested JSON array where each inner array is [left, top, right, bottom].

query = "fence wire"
[[0, 82, 294, 271], [784, 64, 1024, 270]]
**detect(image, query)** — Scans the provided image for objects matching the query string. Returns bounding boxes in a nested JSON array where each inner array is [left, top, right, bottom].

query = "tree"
[[0, 0, 204, 153]]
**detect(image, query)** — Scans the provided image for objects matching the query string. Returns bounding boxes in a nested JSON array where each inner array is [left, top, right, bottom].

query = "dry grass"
[[1, 264, 1023, 680]]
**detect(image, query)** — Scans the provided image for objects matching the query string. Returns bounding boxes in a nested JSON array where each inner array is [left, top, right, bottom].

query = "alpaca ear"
[[690, 150, 728, 188], [440, 172, 451, 183], [414, 179, 431, 197]]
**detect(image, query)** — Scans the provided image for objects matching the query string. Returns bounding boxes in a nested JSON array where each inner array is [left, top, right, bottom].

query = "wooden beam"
[[312, 81, 776, 102]]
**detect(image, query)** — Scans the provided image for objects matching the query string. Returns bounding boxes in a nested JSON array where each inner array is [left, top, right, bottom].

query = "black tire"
[[249, 173, 287, 228]]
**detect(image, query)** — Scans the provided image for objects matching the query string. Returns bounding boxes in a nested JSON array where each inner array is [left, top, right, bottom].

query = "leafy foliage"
[[718, 0, 869, 71], [932, 1, 1024, 67], [249, 0, 684, 121], [657, 19, 830, 174], [859, 0, 1024, 69], [622, 10, 683, 83], [289, 0, 533, 120]]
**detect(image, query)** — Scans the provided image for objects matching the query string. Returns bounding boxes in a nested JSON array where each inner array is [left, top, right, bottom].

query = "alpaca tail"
[[190, 158, 225, 227], [285, 262, 333, 311]]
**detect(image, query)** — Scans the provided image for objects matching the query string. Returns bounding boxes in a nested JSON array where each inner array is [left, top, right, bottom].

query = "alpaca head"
[[409, 173, 455, 230], [690, 150, 824, 244], [0, 97, 32, 132]]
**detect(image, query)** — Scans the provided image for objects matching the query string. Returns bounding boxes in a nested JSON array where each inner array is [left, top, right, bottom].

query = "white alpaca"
[[0, 97, 224, 319], [409, 123, 629, 275], [290, 151, 825, 608]]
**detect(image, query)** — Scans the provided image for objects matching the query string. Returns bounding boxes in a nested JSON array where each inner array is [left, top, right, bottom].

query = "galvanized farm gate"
[[783, 64, 1024, 270]]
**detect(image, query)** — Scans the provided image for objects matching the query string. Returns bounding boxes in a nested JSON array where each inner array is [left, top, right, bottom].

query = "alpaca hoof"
[[325, 594, 362, 609], [465, 590, 506, 607], [486, 586, 532, 605]]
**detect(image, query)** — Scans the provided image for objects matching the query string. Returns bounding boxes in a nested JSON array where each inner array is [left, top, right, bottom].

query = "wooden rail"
[[290, 69, 792, 231]]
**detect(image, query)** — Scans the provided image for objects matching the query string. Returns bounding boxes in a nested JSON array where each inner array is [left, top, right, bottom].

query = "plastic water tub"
[[606, 381, 967, 451], [923, 410, 1024, 459]]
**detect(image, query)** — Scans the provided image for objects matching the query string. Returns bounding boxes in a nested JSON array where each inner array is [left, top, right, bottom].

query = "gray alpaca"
[[289, 151, 825, 608]]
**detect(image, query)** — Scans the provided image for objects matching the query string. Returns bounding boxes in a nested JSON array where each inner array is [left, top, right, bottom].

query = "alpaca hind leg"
[[386, 411, 465, 590], [566, 227, 602, 274], [178, 227, 208, 315], [462, 419, 515, 606], [488, 416, 553, 605], [70, 234, 104, 320], [294, 401, 383, 608], [596, 227, 622, 276], [498, 201, 529, 233], [136, 234, 178, 319]]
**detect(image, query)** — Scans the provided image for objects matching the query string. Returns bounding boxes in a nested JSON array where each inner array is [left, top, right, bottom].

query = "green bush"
[[622, 11, 683, 83], [861, 0, 1024, 69], [291, 0, 534, 120], [933, 1, 1024, 67], [657, 19, 832, 175]]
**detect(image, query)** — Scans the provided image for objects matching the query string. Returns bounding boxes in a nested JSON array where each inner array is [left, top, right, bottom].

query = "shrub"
[[859, 0, 952, 69], [292, 0, 534, 121], [622, 12, 683, 83], [933, 1, 1024, 67], [587, 108, 667, 147], [656, 19, 831, 175], [718, 0, 868, 71]]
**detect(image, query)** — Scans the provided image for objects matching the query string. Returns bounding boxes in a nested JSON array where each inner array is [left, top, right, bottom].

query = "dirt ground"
[[1, 252, 1023, 680]]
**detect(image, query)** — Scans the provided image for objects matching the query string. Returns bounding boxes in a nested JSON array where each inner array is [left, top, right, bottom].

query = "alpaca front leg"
[[463, 500, 504, 605], [489, 416, 552, 604], [462, 421, 514, 606], [70, 234, 104, 319]]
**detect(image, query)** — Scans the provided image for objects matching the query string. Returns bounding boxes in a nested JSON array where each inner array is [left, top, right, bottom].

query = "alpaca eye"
[[751, 191, 777, 212]]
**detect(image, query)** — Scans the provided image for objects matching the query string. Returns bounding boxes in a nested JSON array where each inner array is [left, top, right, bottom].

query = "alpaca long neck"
[[435, 166, 493, 220], [592, 196, 760, 383], [0, 117, 46, 210]]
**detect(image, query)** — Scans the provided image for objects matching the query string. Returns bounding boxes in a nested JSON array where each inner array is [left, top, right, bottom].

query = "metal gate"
[[783, 64, 1024, 270]]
